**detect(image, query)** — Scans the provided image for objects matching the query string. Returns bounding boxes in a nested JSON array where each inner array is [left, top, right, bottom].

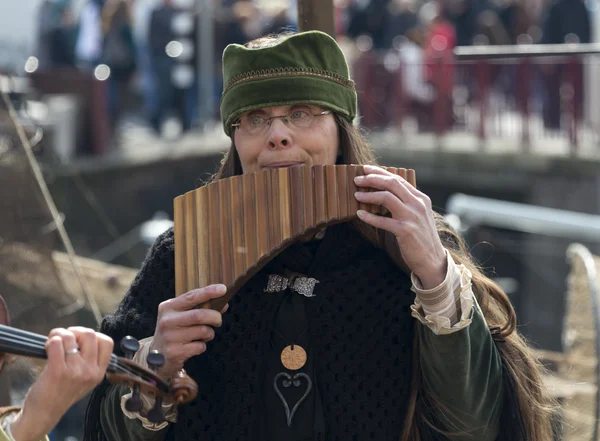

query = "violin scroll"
[[105, 336, 198, 423], [170, 369, 199, 404]]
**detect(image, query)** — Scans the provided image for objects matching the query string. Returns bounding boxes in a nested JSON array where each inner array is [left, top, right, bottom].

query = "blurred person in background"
[[384, 0, 421, 46], [258, 0, 298, 35], [497, 0, 535, 44], [214, 1, 251, 120], [132, 0, 160, 126], [398, 21, 438, 130], [101, 0, 137, 138], [36, 0, 78, 69], [540, 0, 591, 129], [346, 0, 394, 49], [75, 0, 105, 71], [440, 0, 478, 46], [148, 0, 181, 134], [541, 0, 591, 45], [0, 327, 113, 441], [386, 0, 438, 128], [146, 0, 201, 133], [422, 0, 457, 131], [231, 0, 266, 42]]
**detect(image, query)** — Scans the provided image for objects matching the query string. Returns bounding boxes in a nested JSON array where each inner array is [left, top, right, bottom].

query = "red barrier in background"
[[353, 45, 590, 155]]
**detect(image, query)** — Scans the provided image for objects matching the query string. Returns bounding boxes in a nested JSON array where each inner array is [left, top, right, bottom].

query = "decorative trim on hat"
[[223, 67, 356, 97]]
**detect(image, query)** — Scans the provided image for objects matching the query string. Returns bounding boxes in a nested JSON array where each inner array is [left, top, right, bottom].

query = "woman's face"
[[233, 104, 339, 174]]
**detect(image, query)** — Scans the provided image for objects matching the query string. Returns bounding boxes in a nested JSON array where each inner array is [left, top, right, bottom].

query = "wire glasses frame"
[[231, 108, 331, 136]]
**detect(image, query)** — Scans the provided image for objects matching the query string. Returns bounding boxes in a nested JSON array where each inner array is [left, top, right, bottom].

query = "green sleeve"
[[100, 385, 169, 441], [418, 301, 504, 441]]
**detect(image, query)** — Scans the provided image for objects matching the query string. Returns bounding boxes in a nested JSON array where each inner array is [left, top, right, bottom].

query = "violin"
[[0, 81, 197, 423], [0, 296, 197, 423]]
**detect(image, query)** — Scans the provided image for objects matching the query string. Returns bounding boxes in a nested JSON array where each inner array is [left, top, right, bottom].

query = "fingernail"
[[357, 210, 366, 218], [216, 284, 227, 294], [354, 176, 364, 183], [354, 191, 362, 198]]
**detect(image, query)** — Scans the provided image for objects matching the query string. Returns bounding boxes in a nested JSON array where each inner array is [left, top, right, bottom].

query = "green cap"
[[220, 31, 357, 136]]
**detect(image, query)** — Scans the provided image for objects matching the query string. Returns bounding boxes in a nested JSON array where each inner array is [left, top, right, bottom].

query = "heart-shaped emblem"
[[273, 372, 313, 427]]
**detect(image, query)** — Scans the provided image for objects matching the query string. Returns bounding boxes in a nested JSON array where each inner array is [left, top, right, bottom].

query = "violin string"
[[0, 326, 141, 378], [0, 326, 172, 392], [0, 330, 170, 394], [0, 329, 48, 354], [0, 325, 47, 343], [0, 327, 173, 394], [0, 328, 124, 371]]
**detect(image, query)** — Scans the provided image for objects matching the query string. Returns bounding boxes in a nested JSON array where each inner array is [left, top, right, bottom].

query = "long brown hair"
[[213, 34, 557, 441]]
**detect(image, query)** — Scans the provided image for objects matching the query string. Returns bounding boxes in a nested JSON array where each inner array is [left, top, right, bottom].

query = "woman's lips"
[[263, 162, 304, 169]]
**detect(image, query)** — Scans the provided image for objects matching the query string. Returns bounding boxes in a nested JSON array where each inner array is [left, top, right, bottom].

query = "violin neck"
[[0, 324, 48, 359], [0, 325, 177, 402], [0, 325, 123, 373]]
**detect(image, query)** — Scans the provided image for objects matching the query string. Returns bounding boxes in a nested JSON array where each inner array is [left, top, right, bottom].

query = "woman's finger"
[[355, 173, 417, 205], [181, 341, 207, 359], [163, 284, 227, 312], [96, 333, 114, 372], [362, 165, 421, 196], [45, 335, 67, 371], [48, 328, 80, 364], [354, 190, 411, 220], [69, 327, 98, 365], [161, 308, 223, 329], [163, 325, 217, 346], [356, 209, 403, 234]]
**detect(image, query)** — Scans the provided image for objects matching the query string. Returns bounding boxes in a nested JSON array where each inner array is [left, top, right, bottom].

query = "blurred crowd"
[[33, 0, 593, 140], [338, 0, 592, 131], [340, 0, 590, 50]]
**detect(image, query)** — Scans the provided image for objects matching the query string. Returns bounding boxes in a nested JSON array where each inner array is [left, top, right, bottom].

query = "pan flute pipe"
[[174, 164, 416, 310]]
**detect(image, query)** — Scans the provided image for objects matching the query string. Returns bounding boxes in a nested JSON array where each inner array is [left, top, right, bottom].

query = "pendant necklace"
[[271, 325, 313, 428], [272, 326, 309, 370]]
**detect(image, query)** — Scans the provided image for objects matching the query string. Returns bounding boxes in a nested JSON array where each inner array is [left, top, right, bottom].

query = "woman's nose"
[[266, 118, 292, 149]]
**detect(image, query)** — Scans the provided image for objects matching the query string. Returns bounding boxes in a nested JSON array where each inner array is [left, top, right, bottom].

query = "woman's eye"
[[249, 115, 265, 125], [291, 110, 309, 119]]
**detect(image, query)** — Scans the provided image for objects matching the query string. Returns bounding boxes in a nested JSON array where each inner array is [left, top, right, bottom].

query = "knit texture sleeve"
[[84, 229, 176, 441], [100, 228, 176, 352]]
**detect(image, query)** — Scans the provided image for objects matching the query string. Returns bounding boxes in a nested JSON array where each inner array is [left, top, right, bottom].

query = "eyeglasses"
[[231, 107, 331, 136]]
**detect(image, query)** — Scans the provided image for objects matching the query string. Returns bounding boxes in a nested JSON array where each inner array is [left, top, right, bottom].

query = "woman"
[[0, 327, 113, 441], [84, 31, 555, 441]]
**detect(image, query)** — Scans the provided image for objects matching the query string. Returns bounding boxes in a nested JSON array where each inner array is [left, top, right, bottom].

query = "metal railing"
[[446, 195, 600, 440], [352, 43, 600, 156], [445, 194, 600, 243]]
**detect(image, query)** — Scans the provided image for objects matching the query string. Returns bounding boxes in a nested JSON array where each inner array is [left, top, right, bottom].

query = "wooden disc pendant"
[[280, 345, 307, 370]]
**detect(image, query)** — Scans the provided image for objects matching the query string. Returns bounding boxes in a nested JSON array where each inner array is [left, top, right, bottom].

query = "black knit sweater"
[[85, 223, 417, 440]]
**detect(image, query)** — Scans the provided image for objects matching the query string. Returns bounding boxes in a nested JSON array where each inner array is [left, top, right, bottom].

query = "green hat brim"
[[222, 75, 355, 136]]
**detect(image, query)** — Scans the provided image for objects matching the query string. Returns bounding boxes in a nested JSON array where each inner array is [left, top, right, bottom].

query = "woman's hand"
[[149, 285, 229, 378], [10, 327, 114, 441], [354, 165, 447, 289]]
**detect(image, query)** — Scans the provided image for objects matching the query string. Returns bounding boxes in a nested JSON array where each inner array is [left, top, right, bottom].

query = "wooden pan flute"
[[174, 164, 416, 310]]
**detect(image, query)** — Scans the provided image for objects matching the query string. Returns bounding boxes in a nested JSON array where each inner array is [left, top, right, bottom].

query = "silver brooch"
[[264, 275, 319, 298]]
